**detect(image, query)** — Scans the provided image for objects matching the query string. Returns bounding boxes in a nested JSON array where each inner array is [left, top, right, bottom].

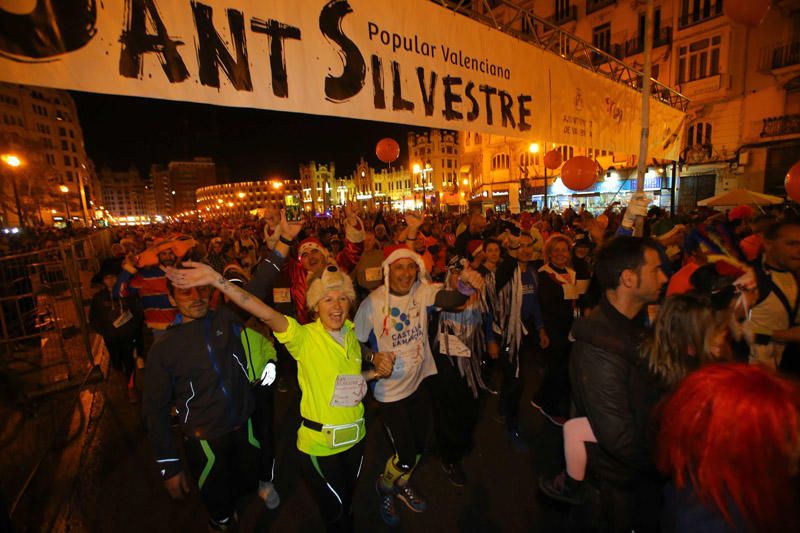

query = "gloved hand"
[[621, 192, 650, 229]]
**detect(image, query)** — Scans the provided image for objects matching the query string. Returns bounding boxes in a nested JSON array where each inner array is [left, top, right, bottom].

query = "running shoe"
[[375, 478, 400, 526], [395, 484, 428, 513]]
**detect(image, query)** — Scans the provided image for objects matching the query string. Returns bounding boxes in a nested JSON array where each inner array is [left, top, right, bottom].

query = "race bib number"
[[364, 267, 383, 282], [330, 374, 367, 407], [438, 333, 470, 357], [113, 310, 133, 328], [273, 288, 292, 304]]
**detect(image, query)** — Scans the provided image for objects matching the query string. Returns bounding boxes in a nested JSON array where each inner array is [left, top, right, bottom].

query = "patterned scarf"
[[481, 264, 526, 377]]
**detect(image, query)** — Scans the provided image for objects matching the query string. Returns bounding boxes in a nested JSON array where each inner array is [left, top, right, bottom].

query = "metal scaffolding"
[[433, 0, 690, 112]]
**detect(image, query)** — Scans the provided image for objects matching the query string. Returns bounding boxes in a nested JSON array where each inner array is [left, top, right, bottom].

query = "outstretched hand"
[[265, 207, 281, 229], [165, 261, 219, 288], [405, 212, 424, 230]]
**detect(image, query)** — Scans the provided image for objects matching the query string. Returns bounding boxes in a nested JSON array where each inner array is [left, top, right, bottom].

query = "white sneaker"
[[258, 481, 280, 510]]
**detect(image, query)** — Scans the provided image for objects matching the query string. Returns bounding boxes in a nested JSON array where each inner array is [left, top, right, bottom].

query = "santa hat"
[[298, 237, 330, 261], [306, 265, 356, 311], [466, 240, 483, 258]]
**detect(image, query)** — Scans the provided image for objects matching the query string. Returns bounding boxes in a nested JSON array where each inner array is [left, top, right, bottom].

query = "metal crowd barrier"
[[0, 230, 111, 400]]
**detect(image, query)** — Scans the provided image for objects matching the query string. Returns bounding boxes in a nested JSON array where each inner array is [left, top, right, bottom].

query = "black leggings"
[[382, 380, 432, 469], [184, 422, 259, 524], [104, 336, 135, 378], [251, 384, 276, 483], [431, 353, 480, 464], [498, 342, 527, 432], [300, 439, 365, 533]]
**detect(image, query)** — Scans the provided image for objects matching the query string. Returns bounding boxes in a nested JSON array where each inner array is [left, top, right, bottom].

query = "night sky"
[[70, 91, 426, 181]]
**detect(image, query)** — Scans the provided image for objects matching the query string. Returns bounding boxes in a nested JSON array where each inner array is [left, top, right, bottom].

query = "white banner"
[[0, 0, 684, 159]]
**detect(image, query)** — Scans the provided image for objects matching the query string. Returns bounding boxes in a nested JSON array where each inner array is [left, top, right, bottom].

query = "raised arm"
[[167, 261, 289, 333]]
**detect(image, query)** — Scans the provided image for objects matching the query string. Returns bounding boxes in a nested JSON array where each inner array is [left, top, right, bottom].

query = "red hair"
[[657, 364, 800, 532]]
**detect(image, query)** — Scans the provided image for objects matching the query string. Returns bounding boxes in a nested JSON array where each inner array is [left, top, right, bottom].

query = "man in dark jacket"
[[143, 224, 296, 530], [567, 236, 667, 532]]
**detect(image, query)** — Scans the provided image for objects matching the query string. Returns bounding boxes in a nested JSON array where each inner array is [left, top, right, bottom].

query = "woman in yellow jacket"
[[168, 261, 394, 532]]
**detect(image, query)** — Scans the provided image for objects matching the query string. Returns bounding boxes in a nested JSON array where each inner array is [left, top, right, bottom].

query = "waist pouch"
[[303, 417, 365, 448]]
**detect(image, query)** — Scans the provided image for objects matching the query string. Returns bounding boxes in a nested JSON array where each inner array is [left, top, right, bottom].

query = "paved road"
[[10, 359, 571, 532]]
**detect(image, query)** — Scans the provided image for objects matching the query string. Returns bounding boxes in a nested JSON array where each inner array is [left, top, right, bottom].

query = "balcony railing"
[[679, 0, 723, 29], [549, 5, 578, 26], [431, 0, 689, 112], [761, 114, 800, 138], [586, 0, 617, 15], [624, 26, 673, 57], [769, 41, 800, 70]]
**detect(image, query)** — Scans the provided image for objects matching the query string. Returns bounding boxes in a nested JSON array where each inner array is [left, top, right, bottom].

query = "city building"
[[455, 0, 800, 212], [407, 130, 464, 210], [348, 158, 429, 211], [168, 157, 217, 215], [147, 164, 173, 217], [299, 161, 337, 213], [98, 166, 150, 224], [0, 82, 97, 227], [195, 178, 303, 218]]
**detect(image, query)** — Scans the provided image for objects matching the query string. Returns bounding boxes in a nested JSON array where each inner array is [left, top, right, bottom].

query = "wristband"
[[279, 235, 294, 245]]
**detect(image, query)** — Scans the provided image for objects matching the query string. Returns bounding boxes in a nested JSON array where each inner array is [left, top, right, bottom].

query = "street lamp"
[[529, 143, 540, 154], [59, 184, 71, 224], [1, 153, 26, 228], [1, 154, 21, 167], [412, 163, 433, 210]]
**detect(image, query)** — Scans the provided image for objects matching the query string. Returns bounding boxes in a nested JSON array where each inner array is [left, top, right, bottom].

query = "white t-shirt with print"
[[355, 281, 440, 403]]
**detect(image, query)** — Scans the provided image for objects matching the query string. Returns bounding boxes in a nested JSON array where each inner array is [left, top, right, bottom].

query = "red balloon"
[[543, 150, 562, 170], [785, 160, 800, 202], [561, 156, 599, 191], [724, 0, 770, 28], [376, 138, 400, 164]]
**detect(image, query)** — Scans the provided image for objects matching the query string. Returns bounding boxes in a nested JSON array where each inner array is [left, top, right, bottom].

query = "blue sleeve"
[[616, 226, 633, 237], [113, 269, 135, 298]]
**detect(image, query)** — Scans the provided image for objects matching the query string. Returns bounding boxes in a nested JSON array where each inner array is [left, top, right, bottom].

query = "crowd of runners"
[[85, 201, 800, 532]]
